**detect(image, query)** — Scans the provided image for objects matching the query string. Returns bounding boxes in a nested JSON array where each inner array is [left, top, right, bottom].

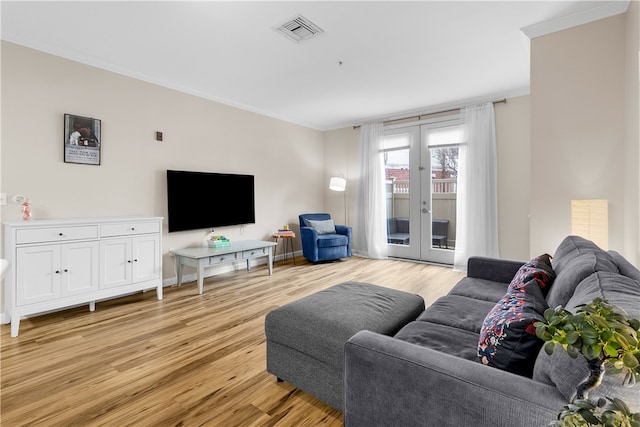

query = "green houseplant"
[[535, 298, 640, 427]]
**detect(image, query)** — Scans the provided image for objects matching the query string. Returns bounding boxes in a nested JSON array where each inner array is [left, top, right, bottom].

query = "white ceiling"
[[0, 1, 629, 130]]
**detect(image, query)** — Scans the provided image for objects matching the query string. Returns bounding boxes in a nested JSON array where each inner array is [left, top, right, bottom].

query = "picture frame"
[[64, 114, 101, 165]]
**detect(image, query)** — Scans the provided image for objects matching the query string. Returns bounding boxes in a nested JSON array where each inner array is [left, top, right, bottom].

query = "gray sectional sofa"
[[344, 236, 640, 426]]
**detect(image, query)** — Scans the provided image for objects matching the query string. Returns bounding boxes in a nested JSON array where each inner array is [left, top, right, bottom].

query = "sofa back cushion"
[[532, 272, 640, 408], [546, 236, 619, 308], [552, 236, 617, 274], [546, 252, 619, 308], [608, 250, 640, 282]]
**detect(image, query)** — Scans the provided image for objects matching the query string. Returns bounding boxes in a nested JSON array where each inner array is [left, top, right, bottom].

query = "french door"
[[383, 118, 462, 264]]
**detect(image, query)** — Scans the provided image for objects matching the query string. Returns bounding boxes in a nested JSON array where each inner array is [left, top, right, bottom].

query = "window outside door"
[[384, 118, 462, 264]]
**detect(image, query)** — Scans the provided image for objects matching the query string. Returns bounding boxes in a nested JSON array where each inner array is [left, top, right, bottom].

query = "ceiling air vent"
[[275, 14, 324, 43]]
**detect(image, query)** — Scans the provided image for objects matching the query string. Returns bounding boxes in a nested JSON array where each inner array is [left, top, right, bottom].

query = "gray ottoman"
[[264, 281, 425, 409]]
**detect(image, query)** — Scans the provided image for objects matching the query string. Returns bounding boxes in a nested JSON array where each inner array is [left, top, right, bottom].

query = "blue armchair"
[[299, 213, 352, 263]]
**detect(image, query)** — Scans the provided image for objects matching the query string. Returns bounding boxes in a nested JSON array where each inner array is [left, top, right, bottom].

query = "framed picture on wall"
[[64, 114, 101, 165]]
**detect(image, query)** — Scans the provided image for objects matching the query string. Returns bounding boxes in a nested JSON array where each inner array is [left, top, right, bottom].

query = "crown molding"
[[521, 0, 630, 39]]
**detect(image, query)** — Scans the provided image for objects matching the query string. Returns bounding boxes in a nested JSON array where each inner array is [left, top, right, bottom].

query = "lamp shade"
[[571, 199, 608, 250], [329, 176, 346, 192]]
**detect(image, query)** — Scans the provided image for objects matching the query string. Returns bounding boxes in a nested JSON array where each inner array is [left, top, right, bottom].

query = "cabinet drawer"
[[241, 247, 268, 259], [16, 226, 99, 244], [101, 221, 159, 237], [209, 253, 237, 265]]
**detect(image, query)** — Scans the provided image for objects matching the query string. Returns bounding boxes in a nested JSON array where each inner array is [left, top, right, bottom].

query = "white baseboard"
[[1, 312, 10, 324]]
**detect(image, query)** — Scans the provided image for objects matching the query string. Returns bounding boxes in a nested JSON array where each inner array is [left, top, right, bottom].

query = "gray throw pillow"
[[305, 218, 336, 234]]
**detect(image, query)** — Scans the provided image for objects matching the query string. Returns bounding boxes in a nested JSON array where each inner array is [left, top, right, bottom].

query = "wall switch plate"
[[0, 193, 6, 205]]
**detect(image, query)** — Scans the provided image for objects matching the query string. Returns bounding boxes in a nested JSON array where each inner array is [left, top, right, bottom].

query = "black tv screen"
[[167, 170, 255, 232]]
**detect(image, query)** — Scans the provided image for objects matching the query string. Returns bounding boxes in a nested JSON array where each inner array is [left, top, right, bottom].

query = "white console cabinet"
[[3, 216, 163, 337]]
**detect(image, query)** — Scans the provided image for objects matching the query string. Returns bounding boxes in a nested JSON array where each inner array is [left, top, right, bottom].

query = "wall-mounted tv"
[[167, 170, 255, 233]]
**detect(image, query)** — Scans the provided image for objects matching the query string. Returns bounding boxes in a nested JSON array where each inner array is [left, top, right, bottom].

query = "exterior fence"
[[385, 179, 457, 248]]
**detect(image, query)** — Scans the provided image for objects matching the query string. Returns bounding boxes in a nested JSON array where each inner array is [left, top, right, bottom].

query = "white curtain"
[[453, 103, 499, 271], [353, 122, 388, 259]]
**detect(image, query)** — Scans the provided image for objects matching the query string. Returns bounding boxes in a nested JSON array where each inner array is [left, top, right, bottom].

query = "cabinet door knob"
[[64, 269, 68, 272], [127, 260, 132, 263], [131, 227, 135, 231], [134, 259, 138, 262], [55, 270, 60, 274], [58, 233, 63, 236]]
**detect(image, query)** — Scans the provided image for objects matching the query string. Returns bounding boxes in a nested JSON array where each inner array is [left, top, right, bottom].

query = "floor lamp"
[[329, 175, 347, 225]]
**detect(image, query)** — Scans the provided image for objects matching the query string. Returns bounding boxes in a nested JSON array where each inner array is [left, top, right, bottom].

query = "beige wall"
[[2, 6, 638, 322], [0, 41, 324, 293], [323, 95, 532, 262], [624, 0, 640, 266], [323, 126, 360, 226], [494, 96, 531, 261], [530, 13, 638, 265]]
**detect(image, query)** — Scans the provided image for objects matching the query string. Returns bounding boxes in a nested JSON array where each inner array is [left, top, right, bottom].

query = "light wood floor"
[[1, 256, 464, 427]]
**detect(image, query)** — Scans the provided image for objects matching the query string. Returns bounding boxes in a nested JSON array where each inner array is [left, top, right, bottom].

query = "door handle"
[[422, 208, 432, 214]]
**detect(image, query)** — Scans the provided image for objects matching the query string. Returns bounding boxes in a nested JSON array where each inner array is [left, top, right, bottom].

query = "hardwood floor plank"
[[1, 256, 463, 426]]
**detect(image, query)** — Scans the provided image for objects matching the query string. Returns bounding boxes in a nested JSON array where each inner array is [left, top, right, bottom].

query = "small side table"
[[273, 231, 296, 265]]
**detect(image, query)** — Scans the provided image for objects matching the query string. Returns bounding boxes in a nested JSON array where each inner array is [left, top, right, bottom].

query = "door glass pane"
[[384, 137, 410, 246], [429, 136, 459, 251]]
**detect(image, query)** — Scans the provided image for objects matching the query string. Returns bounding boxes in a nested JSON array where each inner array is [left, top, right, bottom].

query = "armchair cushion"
[[317, 234, 348, 248], [303, 218, 336, 234]]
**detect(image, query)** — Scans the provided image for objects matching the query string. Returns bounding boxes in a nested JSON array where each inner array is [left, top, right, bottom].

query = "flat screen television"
[[167, 170, 255, 232]]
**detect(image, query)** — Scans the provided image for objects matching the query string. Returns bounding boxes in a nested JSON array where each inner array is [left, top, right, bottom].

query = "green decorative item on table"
[[209, 235, 231, 248], [535, 298, 640, 427]]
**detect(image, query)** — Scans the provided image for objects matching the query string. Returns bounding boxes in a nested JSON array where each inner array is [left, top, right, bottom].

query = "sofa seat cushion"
[[478, 279, 548, 376], [394, 321, 481, 361], [416, 295, 496, 334], [448, 277, 509, 302], [317, 234, 349, 248], [546, 252, 619, 308], [533, 272, 640, 407]]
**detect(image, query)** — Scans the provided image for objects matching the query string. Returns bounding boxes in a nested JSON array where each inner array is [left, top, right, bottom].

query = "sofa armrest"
[[300, 226, 320, 259], [344, 331, 564, 427], [467, 256, 525, 283], [335, 224, 352, 237], [335, 225, 353, 256]]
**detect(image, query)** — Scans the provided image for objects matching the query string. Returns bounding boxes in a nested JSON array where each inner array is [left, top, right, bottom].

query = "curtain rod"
[[352, 98, 507, 130]]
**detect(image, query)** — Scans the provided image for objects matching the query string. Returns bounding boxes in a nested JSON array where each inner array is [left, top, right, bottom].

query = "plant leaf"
[[604, 343, 619, 358], [623, 352, 639, 369], [545, 341, 555, 356], [566, 344, 580, 358], [578, 408, 601, 424], [566, 331, 579, 345]]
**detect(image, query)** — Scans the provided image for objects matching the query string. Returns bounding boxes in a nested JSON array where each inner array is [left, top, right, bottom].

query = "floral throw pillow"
[[478, 278, 549, 376], [508, 254, 556, 295]]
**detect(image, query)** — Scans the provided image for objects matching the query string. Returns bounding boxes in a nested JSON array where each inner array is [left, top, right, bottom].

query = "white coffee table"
[[172, 240, 277, 294]]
